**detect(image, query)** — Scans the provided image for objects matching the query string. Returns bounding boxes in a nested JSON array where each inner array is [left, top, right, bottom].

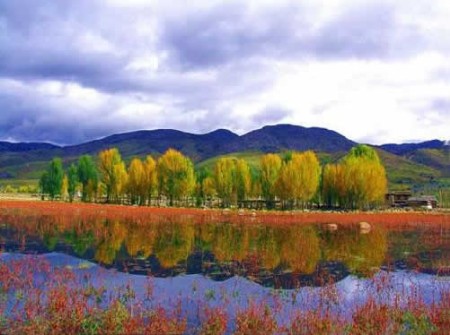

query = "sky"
[[1, 0, 450, 146]]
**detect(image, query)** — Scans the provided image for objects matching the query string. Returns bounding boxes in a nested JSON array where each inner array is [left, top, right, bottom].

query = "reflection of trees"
[[153, 223, 195, 268], [2, 212, 391, 277], [64, 229, 94, 256], [212, 224, 249, 263], [256, 227, 281, 270], [321, 227, 387, 276], [124, 222, 155, 258], [95, 220, 127, 265], [280, 226, 320, 274]]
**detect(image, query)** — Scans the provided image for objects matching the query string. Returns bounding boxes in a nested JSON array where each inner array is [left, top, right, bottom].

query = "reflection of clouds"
[[3, 252, 449, 327]]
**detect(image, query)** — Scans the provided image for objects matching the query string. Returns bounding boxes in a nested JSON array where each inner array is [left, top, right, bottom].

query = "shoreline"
[[1, 199, 450, 226]]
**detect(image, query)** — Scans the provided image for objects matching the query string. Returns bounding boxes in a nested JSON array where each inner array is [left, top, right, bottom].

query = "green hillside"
[[375, 149, 441, 190], [407, 148, 450, 177]]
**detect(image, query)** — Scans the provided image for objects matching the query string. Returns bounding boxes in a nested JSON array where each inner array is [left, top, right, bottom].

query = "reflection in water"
[[1, 211, 450, 289]]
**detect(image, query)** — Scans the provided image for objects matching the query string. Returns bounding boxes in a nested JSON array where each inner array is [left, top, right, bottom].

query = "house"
[[385, 191, 412, 207], [407, 196, 438, 209]]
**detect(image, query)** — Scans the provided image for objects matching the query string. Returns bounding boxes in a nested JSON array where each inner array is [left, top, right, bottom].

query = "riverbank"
[[1, 199, 450, 227]]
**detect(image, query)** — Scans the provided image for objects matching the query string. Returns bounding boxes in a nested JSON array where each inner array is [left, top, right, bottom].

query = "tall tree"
[[127, 158, 145, 205], [322, 146, 387, 209], [40, 158, 64, 200], [61, 174, 69, 201], [260, 153, 282, 207], [295, 151, 320, 208], [98, 148, 125, 203], [214, 157, 236, 207], [157, 149, 195, 206], [67, 163, 78, 202], [77, 155, 98, 202], [235, 159, 251, 203], [143, 155, 158, 206]]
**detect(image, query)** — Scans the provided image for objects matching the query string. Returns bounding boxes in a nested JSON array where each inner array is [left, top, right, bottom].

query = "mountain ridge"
[[0, 124, 449, 191]]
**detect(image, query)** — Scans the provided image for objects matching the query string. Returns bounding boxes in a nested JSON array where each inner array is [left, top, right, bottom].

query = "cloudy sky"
[[1, 0, 450, 145]]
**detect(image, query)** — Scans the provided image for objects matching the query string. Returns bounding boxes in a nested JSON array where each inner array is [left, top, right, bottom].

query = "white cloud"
[[1, 0, 450, 144]]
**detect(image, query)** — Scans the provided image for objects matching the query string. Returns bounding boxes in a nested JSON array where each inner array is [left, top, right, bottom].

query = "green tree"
[[67, 163, 78, 202], [40, 158, 64, 200], [77, 155, 98, 202]]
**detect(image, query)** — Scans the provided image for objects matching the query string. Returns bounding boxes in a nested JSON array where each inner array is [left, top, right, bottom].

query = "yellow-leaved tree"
[[235, 159, 251, 203], [157, 149, 195, 206], [143, 155, 158, 206], [98, 148, 127, 203], [323, 145, 387, 209], [260, 153, 282, 208], [127, 158, 145, 205], [214, 157, 236, 207]]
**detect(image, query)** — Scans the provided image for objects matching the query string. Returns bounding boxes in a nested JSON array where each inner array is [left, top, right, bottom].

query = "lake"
[[1, 202, 450, 334]]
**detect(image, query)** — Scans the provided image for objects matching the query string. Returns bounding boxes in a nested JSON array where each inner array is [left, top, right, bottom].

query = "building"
[[385, 191, 412, 207], [407, 196, 438, 209]]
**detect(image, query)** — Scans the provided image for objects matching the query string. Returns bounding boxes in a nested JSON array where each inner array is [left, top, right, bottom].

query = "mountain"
[[238, 125, 355, 153], [380, 140, 450, 178], [0, 124, 448, 192], [380, 140, 447, 156], [61, 124, 354, 160]]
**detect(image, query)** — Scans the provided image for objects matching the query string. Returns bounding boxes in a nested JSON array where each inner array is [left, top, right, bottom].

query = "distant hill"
[[379, 140, 450, 179], [380, 140, 447, 156], [0, 124, 448, 192]]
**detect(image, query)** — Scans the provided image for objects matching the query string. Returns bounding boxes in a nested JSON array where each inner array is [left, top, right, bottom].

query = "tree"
[[295, 151, 320, 208], [157, 149, 196, 206], [127, 158, 145, 205], [274, 158, 297, 208], [260, 153, 282, 207], [40, 158, 64, 200], [61, 174, 69, 201], [235, 159, 251, 203], [214, 157, 236, 207], [329, 145, 387, 209], [322, 164, 343, 208], [67, 164, 78, 202], [98, 148, 124, 203], [143, 155, 158, 205], [113, 161, 128, 203], [77, 155, 98, 202]]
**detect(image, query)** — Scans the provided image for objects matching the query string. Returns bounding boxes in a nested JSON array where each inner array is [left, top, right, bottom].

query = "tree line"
[[39, 144, 387, 209]]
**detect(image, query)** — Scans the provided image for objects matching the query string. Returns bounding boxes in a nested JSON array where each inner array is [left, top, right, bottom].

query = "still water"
[[1, 207, 450, 331], [1, 211, 450, 287]]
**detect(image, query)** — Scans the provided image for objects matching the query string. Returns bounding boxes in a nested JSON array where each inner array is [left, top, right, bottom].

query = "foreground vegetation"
[[1, 253, 449, 334], [38, 144, 387, 210]]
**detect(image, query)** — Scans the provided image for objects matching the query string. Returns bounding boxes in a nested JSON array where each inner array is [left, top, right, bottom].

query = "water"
[[1, 206, 450, 332], [1, 213, 450, 286]]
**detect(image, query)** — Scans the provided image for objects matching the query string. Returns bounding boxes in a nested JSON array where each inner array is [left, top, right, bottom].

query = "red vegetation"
[[1, 200, 450, 228]]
